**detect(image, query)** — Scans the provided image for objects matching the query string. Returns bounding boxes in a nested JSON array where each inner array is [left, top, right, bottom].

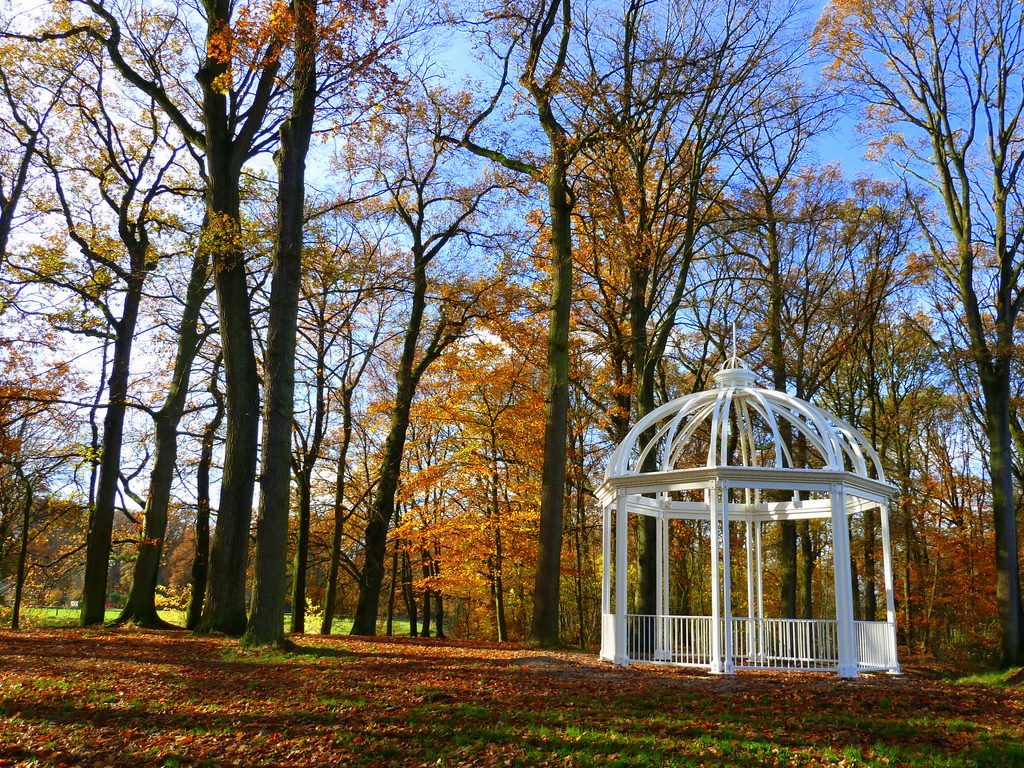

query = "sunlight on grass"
[[956, 668, 1023, 687], [19, 607, 412, 636]]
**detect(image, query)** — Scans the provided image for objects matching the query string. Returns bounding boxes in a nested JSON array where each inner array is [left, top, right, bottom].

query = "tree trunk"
[[320, 392, 353, 635], [291, 324, 327, 634], [420, 553, 432, 638], [434, 573, 445, 639], [799, 520, 814, 619], [11, 468, 31, 630], [386, 547, 398, 636], [187, 355, 222, 630], [401, 548, 418, 637], [119, 252, 209, 627], [80, 277, 144, 625], [765, 219, 798, 620], [243, 0, 317, 646], [198, 185, 259, 638], [490, 445, 508, 642], [289, 469, 313, 634], [530, 135, 572, 647], [351, 255, 430, 636], [981, 367, 1024, 665]]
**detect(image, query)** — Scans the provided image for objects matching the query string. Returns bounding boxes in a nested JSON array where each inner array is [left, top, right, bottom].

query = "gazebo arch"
[[598, 355, 900, 677]]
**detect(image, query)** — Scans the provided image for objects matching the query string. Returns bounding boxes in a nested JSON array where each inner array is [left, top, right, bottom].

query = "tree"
[[573, 0, 800, 617], [12, 32, 189, 625], [246, 0, 398, 644], [242, 0, 321, 648], [443, 0, 578, 646], [117, 250, 212, 627], [818, 0, 1024, 665], [349, 96, 506, 635], [0, 40, 68, 268]]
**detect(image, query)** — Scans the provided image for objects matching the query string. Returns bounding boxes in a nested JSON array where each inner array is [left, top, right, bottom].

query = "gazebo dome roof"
[[605, 356, 885, 483]]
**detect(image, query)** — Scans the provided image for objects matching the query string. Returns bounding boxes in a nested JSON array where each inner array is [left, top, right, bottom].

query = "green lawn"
[[19, 606, 412, 636], [1, 627, 1021, 766]]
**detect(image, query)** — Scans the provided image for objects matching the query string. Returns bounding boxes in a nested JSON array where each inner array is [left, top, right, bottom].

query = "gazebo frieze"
[[596, 466, 896, 507], [604, 493, 888, 522]]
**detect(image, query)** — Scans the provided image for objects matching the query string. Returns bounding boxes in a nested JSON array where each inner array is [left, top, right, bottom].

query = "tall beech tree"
[[29, 0, 291, 633], [349, 98, 504, 635], [573, 0, 797, 618], [819, 0, 1024, 665], [442, 0, 577, 646], [242, 0, 319, 648], [19, 37, 187, 626], [117, 251, 211, 627], [246, 0, 396, 644]]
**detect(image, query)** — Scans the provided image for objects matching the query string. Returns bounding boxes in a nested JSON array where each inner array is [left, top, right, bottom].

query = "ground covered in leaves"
[[1, 629, 1022, 767]]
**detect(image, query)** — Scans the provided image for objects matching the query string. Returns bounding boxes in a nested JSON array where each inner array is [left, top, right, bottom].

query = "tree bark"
[[187, 354, 222, 630], [118, 252, 210, 627], [80, 275, 144, 625], [243, 0, 317, 646], [530, 132, 572, 647], [11, 467, 32, 630]]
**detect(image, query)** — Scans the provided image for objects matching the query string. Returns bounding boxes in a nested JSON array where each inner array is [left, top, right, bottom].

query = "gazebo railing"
[[731, 617, 838, 670], [615, 615, 898, 673], [625, 614, 713, 665], [855, 620, 898, 670]]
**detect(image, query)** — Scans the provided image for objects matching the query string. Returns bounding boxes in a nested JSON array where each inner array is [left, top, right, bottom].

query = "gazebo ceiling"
[[605, 356, 887, 485]]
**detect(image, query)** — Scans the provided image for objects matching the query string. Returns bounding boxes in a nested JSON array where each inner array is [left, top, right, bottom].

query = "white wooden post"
[[600, 499, 612, 661], [830, 483, 857, 677], [756, 516, 765, 660], [879, 500, 901, 673], [721, 483, 734, 674], [745, 517, 755, 663], [655, 497, 668, 660], [708, 482, 723, 673], [614, 490, 629, 666]]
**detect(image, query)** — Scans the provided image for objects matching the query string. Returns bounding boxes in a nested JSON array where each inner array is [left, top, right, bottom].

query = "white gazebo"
[[598, 355, 900, 677]]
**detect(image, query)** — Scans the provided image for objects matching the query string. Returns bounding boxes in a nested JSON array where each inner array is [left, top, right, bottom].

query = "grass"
[[1, 628, 1022, 767], [956, 668, 1024, 688], [20, 606, 412, 637]]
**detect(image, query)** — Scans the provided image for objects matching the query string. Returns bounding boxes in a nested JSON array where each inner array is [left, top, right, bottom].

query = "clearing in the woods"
[[0, 629, 1022, 767]]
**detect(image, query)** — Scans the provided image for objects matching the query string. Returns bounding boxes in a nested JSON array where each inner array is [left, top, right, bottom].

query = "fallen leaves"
[[0, 628, 1021, 766]]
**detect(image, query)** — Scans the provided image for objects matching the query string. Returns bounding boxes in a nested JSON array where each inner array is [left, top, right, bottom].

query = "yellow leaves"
[[205, 0, 295, 88], [201, 211, 245, 269]]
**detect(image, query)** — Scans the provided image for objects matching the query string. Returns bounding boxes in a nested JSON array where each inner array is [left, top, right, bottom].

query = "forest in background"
[[0, 0, 1022, 667]]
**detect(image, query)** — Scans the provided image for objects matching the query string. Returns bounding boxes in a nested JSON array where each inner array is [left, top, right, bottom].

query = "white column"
[[614, 490, 629, 666], [755, 518, 764, 659], [879, 500, 901, 673], [661, 512, 670, 613], [721, 483, 734, 674], [708, 482, 722, 673], [600, 499, 612, 661], [655, 497, 667, 660], [745, 518, 755, 663], [831, 483, 857, 677]]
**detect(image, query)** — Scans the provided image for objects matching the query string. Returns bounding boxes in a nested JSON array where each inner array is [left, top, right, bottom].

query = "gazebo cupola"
[[597, 353, 900, 677]]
